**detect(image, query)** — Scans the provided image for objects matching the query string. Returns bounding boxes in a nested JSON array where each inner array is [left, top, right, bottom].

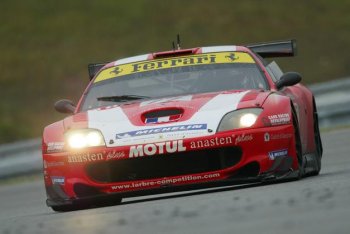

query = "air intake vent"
[[144, 109, 183, 118], [153, 48, 198, 59], [143, 108, 183, 124], [86, 147, 243, 183]]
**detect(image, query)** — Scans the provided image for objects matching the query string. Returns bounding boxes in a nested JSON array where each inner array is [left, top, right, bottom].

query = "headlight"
[[65, 129, 105, 149], [217, 108, 262, 132]]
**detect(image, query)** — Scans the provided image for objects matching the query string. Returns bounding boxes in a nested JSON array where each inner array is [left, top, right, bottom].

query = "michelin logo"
[[116, 124, 207, 139], [268, 149, 288, 160], [51, 176, 65, 185]]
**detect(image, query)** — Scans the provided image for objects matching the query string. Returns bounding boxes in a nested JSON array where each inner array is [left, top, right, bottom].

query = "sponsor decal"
[[268, 149, 288, 160], [44, 161, 65, 168], [51, 176, 65, 185], [94, 52, 255, 83], [190, 134, 252, 149], [130, 54, 217, 73], [267, 113, 291, 125], [47, 142, 65, 153], [235, 134, 253, 144], [271, 133, 293, 140], [110, 66, 123, 75], [264, 133, 270, 142], [116, 124, 207, 139], [145, 114, 182, 124], [68, 152, 104, 163], [265, 133, 292, 142], [111, 173, 221, 190], [191, 136, 233, 149], [106, 151, 126, 160], [225, 53, 239, 61], [129, 140, 186, 158]]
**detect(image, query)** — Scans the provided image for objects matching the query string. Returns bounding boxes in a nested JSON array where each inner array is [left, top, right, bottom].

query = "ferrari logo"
[[225, 53, 239, 61], [110, 67, 123, 75]]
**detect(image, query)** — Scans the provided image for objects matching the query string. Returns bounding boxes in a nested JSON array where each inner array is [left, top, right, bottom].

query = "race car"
[[42, 39, 323, 211]]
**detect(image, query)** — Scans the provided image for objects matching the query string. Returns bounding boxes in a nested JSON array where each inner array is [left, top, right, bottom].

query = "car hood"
[[77, 90, 268, 147]]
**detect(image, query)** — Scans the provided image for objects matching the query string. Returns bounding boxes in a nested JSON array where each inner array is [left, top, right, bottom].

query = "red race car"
[[42, 40, 323, 211]]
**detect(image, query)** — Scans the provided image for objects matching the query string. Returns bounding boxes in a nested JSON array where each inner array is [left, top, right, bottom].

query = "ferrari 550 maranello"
[[42, 39, 323, 211]]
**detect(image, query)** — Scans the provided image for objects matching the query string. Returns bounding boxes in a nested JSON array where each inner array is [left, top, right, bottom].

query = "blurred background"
[[1, 0, 349, 144]]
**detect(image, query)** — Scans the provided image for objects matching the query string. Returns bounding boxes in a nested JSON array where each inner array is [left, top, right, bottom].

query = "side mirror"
[[276, 72, 302, 90], [54, 99, 76, 114]]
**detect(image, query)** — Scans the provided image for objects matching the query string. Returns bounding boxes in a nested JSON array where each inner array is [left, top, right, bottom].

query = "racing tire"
[[292, 108, 304, 180], [309, 102, 323, 176]]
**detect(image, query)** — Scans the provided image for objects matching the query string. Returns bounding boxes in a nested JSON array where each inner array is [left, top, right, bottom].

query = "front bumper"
[[43, 124, 297, 206]]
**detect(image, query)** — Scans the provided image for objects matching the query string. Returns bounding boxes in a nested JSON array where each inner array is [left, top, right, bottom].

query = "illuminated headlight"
[[65, 129, 105, 149], [217, 108, 262, 132], [240, 113, 258, 127]]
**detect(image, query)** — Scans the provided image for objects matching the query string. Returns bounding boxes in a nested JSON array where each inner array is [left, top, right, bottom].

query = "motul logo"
[[129, 140, 186, 158]]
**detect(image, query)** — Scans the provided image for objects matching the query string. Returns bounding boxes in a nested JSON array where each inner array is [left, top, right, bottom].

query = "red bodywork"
[[42, 43, 320, 208]]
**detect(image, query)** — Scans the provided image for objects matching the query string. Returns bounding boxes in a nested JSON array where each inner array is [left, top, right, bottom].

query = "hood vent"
[[143, 108, 183, 124]]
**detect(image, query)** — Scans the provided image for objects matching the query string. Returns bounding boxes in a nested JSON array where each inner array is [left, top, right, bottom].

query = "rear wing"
[[88, 62, 109, 80], [246, 39, 297, 58]]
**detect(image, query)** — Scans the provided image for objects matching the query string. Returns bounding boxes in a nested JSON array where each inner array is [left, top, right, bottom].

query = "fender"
[[42, 121, 65, 153], [43, 112, 89, 153], [281, 84, 315, 154], [259, 93, 293, 129]]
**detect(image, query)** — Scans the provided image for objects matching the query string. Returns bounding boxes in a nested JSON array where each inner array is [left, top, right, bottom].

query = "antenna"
[[177, 34, 181, 50], [171, 34, 182, 50]]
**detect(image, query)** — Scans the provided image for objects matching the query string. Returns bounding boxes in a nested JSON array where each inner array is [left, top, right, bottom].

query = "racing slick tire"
[[309, 100, 323, 176], [292, 107, 304, 180]]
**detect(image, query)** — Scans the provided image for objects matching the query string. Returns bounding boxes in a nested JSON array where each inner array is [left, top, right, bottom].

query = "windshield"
[[80, 52, 268, 111]]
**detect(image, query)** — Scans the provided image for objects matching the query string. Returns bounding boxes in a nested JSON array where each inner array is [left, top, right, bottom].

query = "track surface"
[[1, 129, 350, 234]]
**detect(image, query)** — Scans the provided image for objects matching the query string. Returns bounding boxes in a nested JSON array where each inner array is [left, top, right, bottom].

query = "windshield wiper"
[[97, 95, 150, 102]]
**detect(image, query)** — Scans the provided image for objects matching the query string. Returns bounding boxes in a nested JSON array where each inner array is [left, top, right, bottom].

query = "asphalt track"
[[1, 128, 350, 234]]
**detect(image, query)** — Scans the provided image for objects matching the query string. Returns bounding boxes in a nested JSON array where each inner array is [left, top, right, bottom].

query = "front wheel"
[[309, 106, 322, 176], [292, 109, 304, 179]]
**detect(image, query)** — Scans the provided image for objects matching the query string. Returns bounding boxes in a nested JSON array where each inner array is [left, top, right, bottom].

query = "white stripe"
[[114, 54, 149, 65], [201, 46, 237, 53], [88, 107, 133, 142], [189, 91, 248, 130], [88, 91, 248, 146]]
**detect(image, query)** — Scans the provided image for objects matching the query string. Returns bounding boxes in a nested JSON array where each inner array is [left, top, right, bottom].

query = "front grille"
[[86, 147, 242, 183]]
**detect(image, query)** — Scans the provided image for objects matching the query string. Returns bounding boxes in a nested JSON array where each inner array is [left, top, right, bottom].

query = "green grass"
[[1, 0, 350, 143]]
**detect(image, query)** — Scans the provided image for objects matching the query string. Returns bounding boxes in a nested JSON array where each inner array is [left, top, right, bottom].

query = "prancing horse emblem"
[[110, 67, 123, 75], [225, 53, 239, 61]]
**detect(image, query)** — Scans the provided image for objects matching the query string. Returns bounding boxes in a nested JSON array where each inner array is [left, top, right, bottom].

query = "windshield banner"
[[94, 52, 255, 83]]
